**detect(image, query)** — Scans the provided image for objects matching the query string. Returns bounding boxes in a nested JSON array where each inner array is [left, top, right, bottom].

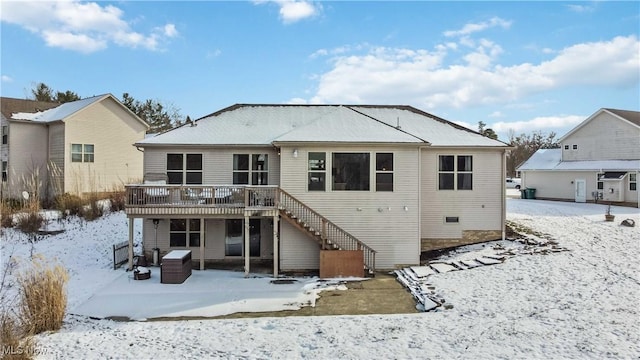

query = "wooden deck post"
[[244, 215, 250, 277], [127, 217, 134, 271], [200, 217, 205, 270], [273, 215, 279, 278]]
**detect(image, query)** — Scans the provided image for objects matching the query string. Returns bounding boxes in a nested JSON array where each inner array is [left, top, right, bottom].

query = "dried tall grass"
[[16, 255, 68, 335]]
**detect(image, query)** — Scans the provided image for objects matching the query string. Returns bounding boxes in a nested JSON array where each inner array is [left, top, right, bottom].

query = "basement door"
[[574, 179, 586, 203]]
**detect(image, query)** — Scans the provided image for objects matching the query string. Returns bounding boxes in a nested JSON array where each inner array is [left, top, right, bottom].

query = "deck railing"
[[125, 184, 278, 208]]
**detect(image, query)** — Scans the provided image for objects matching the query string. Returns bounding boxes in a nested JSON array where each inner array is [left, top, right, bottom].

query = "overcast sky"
[[1, 1, 638, 141]]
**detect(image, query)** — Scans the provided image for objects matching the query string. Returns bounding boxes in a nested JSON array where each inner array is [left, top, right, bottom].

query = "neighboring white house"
[[0, 94, 149, 199], [124, 104, 511, 275], [517, 108, 639, 207]]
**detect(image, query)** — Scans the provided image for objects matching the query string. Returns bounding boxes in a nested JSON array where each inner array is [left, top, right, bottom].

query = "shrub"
[[1, 202, 14, 228], [108, 190, 126, 212], [54, 193, 83, 218], [81, 200, 103, 221], [17, 256, 68, 335], [0, 312, 36, 360], [15, 213, 43, 234]]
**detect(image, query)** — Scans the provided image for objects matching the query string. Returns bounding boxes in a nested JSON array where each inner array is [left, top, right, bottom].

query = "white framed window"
[[167, 153, 202, 184], [564, 145, 569, 150], [308, 152, 326, 191], [169, 219, 201, 247], [375, 153, 393, 192], [438, 155, 473, 190], [1, 161, 6, 182], [630, 173, 637, 191], [71, 143, 94, 163], [572, 144, 578, 150]]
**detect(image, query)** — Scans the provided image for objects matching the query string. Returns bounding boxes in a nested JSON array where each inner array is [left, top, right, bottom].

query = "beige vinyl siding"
[[143, 147, 280, 185], [522, 170, 638, 204], [561, 112, 640, 161], [421, 148, 503, 239], [279, 145, 421, 269], [6, 122, 49, 198], [64, 97, 147, 193], [280, 220, 320, 271], [522, 170, 590, 200], [48, 122, 65, 195]]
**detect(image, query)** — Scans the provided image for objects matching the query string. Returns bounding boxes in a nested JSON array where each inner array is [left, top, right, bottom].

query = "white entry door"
[[575, 179, 586, 203]]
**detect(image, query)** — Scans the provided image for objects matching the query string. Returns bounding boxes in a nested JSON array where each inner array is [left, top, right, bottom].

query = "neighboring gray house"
[[518, 108, 639, 207], [124, 104, 511, 276], [0, 95, 149, 199]]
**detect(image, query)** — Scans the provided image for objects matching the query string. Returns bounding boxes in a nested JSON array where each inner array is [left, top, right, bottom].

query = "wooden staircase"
[[277, 189, 376, 274]]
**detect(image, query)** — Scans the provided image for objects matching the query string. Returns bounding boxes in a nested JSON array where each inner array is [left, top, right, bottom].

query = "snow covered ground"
[[1, 199, 638, 359]]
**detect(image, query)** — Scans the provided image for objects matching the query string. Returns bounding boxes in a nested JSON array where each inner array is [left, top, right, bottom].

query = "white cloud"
[[255, 1, 321, 24], [444, 17, 512, 38], [1, 75, 13, 83], [305, 35, 639, 110], [567, 4, 595, 13], [492, 115, 585, 133], [489, 111, 503, 118], [206, 49, 222, 59], [0, 1, 178, 53]]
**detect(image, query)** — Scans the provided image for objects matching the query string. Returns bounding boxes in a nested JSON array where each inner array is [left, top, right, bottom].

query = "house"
[[0, 94, 149, 200], [124, 104, 510, 276], [517, 108, 639, 207]]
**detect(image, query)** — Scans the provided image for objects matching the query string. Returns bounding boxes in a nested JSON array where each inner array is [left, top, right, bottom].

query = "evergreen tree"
[[120, 93, 183, 133]]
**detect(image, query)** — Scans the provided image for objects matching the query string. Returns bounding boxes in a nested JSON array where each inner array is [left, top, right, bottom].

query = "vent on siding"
[[444, 216, 459, 223]]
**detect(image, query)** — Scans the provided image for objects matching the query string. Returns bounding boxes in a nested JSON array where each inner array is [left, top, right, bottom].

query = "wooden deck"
[[124, 185, 279, 217]]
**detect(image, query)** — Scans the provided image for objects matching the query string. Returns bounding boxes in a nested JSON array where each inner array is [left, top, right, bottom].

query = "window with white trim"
[[438, 155, 473, 190], [564, 145, 569, 150], [169, 219, 201, 247], [375, 153, 393, 192], [1, 161, 6, 182], [332, 153, 370, 191], [572, 144, 578, 150], [71, 144, 94, 163], [167, 153, 202, 184], [2, 126, 7, 145], [308, 152, 326, 191], [630, 173, 637, 191]]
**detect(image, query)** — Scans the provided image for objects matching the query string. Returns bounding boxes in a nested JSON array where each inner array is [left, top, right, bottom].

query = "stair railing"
[[277, 188, 376, 273]]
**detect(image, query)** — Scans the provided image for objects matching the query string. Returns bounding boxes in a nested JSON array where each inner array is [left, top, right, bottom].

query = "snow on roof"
[[518, 148, 640, 171], [138, 104, 506, 147], [10, 94, 106, 122], [351, 106, 507, 147]]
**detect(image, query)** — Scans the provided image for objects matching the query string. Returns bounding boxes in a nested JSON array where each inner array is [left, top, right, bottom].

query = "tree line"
[[29, 82, 184, 134], [477, 121, 559, 177]]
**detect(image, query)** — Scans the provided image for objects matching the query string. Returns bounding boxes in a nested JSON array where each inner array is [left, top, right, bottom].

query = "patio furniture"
[[161, 250, 192, 284]]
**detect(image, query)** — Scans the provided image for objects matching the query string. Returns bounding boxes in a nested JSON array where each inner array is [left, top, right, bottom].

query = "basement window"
[[445, 216, 459, 223]]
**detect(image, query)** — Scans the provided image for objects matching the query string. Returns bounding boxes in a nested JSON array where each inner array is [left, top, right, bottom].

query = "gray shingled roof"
[[1, 97, 59, 120], [605, 108, 640, 127], [9, 95, 106, 122], [138, 104, 508, 147]]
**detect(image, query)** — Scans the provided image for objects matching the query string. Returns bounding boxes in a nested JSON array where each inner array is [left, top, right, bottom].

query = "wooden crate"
[[161, 250, 192, 284]]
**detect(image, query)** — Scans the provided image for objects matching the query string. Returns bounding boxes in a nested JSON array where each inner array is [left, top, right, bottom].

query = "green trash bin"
[[524, 188, 536, 199], [520, 189, 526, 199]]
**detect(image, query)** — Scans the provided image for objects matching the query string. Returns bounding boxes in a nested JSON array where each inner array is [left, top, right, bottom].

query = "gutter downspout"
[[502, 149, 507, 241]]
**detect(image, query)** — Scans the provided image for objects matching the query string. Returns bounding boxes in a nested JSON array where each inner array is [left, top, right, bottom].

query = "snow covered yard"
[[1, 199, 638, 359]]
